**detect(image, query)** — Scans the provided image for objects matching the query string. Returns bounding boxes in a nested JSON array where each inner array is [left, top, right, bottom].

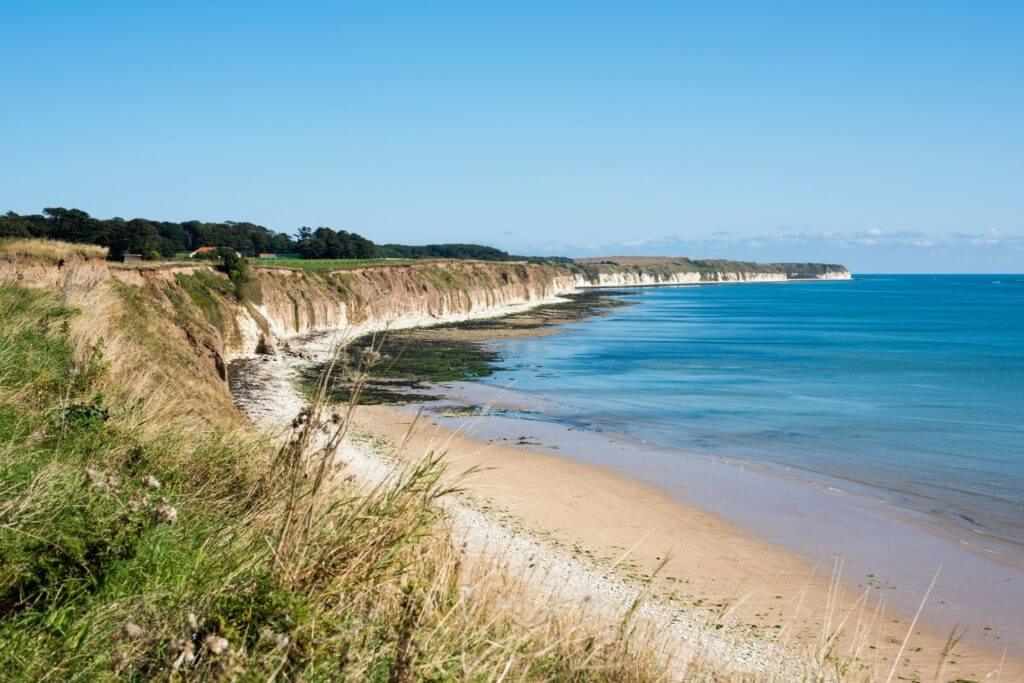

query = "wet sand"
[[429, 382, 1024, 651], [354, 402, 1022, 681], [229, 284, 1022, 679]]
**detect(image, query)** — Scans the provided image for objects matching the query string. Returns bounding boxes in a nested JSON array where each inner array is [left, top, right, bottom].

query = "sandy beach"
[[350, 403, 1022, 681], [227, 286, 1022, 680]]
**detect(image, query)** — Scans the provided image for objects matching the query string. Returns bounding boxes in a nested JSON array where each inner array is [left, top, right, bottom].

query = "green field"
[[251, 257, 418, 270]]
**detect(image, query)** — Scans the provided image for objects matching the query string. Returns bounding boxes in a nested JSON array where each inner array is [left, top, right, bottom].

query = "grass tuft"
[[0, 283, 664, 680], [0, 238, 108, 262]]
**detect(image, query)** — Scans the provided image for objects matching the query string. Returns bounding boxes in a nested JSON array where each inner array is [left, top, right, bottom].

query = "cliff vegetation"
[[0, 239, 857, 680], [0, 241, 665, 679]]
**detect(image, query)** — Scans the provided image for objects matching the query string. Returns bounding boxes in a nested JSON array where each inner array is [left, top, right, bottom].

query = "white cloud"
[[515, 226, 1023, 272], [524, 229, 1019, 262]]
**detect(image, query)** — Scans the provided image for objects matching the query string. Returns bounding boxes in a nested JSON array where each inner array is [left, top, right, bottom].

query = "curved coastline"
[[404, 276, 1024, 665], [227, 274, 1021, 679], [354, 401, 1021, 678], [419, 380, 1024, 651], [228, 344, 1021, 679], [429, 379, 1024, 570]]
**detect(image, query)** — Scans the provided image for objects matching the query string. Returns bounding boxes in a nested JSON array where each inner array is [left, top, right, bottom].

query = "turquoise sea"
[[480, 275, 1024, 557]]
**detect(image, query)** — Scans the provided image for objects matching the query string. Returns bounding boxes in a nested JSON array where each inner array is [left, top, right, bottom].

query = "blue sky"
[[1, 1, 1021, 272]]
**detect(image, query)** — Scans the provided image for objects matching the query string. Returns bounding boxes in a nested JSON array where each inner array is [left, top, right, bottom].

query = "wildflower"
[[205, 635, 230, 655], [259, 627, 289, 648], [142, 475, 161, 489], [167, 637, 196, 675], [187, 613, 199, 631], [123, 622, 145, 639], [86, 468, 120, 490], [112, 649, 130, 673], [153, 504, 178, 524], [86, 468, 107, 489], [128, 497, 148, 513], [459, 585, 473, 601]]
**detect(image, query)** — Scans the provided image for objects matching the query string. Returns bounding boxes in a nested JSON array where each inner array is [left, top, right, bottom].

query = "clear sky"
[[2, 1, 1021, 272]]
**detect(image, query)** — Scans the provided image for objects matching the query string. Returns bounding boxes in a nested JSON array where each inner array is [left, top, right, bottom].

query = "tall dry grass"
[[0, 237, 108, 263], [258, 332, 670, 679], [0, 278, 665, 679], [0, 247, 1000, 681]]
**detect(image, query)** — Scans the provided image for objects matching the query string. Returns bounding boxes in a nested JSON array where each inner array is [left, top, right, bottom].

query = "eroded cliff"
[[570, 257, 850, 287], [247, 261, 578, 347], [1, 246, 849, 417]]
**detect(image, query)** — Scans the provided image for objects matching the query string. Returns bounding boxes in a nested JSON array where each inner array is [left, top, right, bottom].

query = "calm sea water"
[[482, 275, 1024, 552]]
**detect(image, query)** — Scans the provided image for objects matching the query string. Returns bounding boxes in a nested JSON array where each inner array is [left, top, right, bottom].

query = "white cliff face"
[[336, 288, 572, 341], [248, 290, 574, 348], [813, 270, 853, 280], [234, 307, 266, 353], [228, 262, 850, 356], [572, 271, 703, 287], [232, 263, 580, 355], [573, 270, 808, 288], [705, 271, 787, 283]]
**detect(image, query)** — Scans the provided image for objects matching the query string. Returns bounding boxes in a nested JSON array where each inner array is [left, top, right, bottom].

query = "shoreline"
[[341, 413, 810, 678], [229, 344, 817, 678], [352, 403, 1019, 680], [416, 385, 1024, 653], [431, 380, 1024, 577], [226, 279, 1020, 679]]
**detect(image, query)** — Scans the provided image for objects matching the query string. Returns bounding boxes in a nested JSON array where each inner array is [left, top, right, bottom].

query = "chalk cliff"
[[241, 258, 849, 353], [1, 248, 850, 408]]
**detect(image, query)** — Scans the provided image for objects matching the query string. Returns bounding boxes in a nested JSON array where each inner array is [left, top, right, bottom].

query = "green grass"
[[0, 283, 662, 680], [174, 271, 235, 336], [0, 286, 273, 679], [300, 333, 501, 404], [252, 257, 417, 271]]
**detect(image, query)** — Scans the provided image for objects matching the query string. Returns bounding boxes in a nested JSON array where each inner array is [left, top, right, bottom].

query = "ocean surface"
[[477, 275, 1024, 557]]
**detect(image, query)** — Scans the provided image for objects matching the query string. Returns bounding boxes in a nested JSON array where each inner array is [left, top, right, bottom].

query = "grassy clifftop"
[[571, 256, 848, 280], [0, 242, 661, 680]]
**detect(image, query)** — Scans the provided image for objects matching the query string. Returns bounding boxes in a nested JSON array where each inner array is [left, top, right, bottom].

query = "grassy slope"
[[0, 238, 108, 261], [0, 262, 661, 679]]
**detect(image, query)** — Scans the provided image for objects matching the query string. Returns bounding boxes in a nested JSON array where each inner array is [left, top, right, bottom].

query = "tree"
[[217, 247, 248, 281], [105, 218, 160, 260], [43, 208, 101, 244], [0, 212, 31, 237], [374, 243, 513, 261], [295, 226, 377, 259], [0, 207, 379, 262]]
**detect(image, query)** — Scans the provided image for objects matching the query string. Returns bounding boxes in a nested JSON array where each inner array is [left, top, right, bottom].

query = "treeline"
[[0, 208, 516, 262], [294, 227, 375, 259], [0, 208, 296, 260], [375, 243, 514, 261], [0, 208, 378, 261]]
